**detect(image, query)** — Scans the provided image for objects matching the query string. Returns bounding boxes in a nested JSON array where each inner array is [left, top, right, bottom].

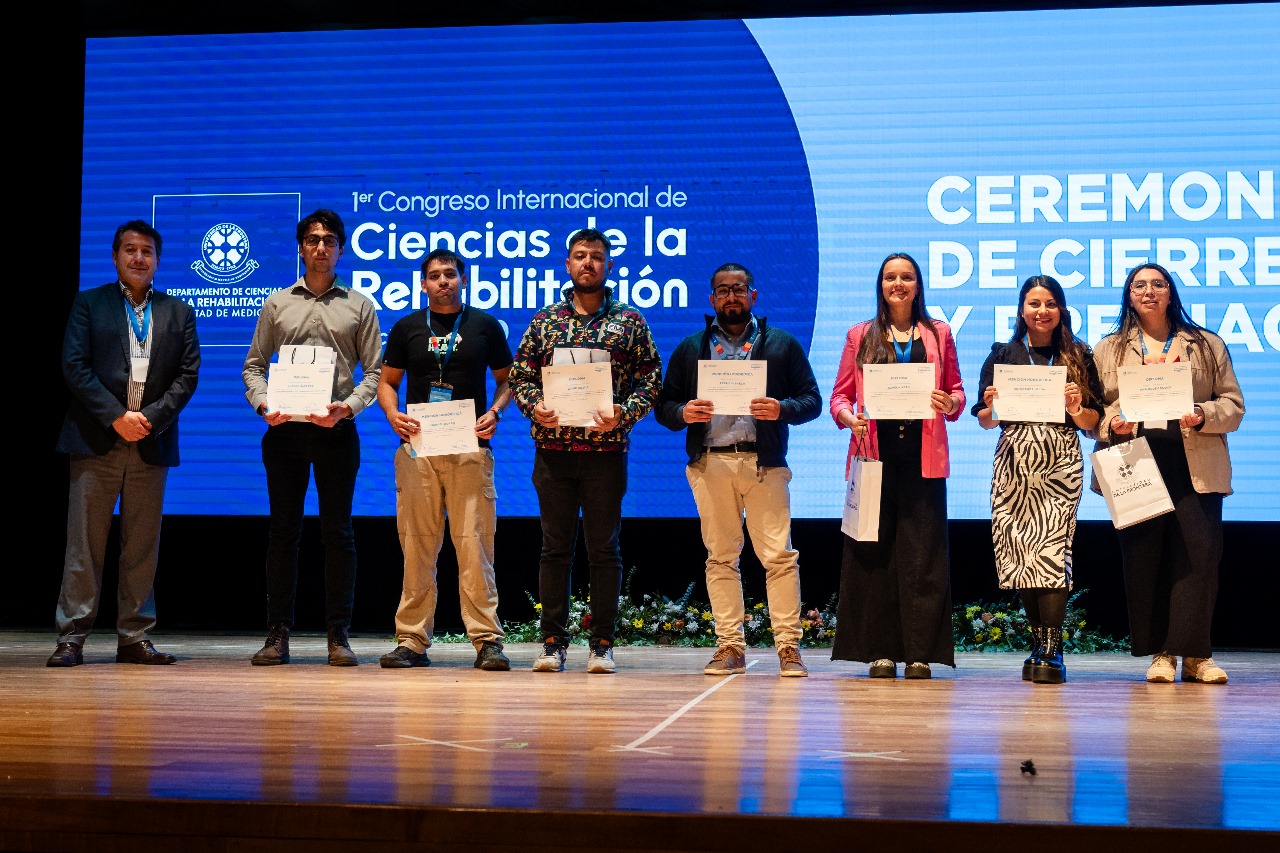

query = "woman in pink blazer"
[[829, 253, 965, 679]]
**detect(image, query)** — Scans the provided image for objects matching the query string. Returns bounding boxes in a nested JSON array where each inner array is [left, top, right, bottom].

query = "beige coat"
[[1091, 328, 1244, 495]]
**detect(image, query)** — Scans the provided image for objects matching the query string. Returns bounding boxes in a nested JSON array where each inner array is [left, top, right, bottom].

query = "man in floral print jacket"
[[509, 228, 662, 674]]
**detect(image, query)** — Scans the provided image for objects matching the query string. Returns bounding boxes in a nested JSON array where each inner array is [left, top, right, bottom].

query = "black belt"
[[706, 442, 757, 454]]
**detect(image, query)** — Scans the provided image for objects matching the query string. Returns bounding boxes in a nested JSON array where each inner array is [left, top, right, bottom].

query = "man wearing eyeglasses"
[[242, 209, 383, 666], [656, 263, 821, 677]]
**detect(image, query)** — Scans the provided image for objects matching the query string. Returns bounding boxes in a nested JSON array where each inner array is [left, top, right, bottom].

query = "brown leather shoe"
[[116, 639, 177, 665], [47, 642, 83, 667], [327, 626, 358, 667], [252, 624, 290, 665]]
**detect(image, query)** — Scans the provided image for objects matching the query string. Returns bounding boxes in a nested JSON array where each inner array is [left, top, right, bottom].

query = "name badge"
[[131, 356, 150, 383], [429, 382, 453, 404]]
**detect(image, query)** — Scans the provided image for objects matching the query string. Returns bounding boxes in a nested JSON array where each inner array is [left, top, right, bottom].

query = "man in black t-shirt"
[[376, 248, 514, 671]]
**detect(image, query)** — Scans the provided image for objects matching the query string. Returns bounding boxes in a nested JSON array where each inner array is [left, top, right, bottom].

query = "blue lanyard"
[[892, 324, 916, 363], [710, 322, 760, 361], [125, 298, 152, 344], [1023, 336, 1054, 366], [431, 306, 466, 376], [1140, 330, 1174, 363]]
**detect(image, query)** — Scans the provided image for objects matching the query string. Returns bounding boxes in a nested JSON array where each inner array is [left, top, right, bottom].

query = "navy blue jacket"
[[656, 316, 820, 467], [57, 283, 201, 466]]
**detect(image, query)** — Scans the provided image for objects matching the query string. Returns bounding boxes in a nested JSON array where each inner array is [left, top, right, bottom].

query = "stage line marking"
[[377, 735, 512, 752], [820, 749, 908, 762], [611, 660, 760, 753]]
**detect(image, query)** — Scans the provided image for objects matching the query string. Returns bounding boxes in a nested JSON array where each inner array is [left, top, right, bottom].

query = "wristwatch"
[[489, 408, 502, 421]]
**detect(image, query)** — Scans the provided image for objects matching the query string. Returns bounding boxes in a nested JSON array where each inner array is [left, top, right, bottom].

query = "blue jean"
[[261, 420, 360, 629], [532, 450, 627, 644]]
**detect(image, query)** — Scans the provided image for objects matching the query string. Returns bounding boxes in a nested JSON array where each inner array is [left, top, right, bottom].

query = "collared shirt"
[[704, 316, 757, 447], [119, 281, 153, 412], [242, 276, 383, 415]]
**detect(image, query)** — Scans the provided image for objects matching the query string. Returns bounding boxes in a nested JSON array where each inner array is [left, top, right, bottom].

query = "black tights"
[[1020, 587, 1067, 630]]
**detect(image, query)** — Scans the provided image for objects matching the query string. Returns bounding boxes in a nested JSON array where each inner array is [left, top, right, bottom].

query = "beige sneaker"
[[703, 646, 746, 675], [1146, 652, 1177, 683], [1182, 657, 1228, 684], [778, 646, 809, 677]]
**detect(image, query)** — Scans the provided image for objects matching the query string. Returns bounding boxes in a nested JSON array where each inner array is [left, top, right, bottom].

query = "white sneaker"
[[1182, 656, 1228, 684], [1146, 652, 1177, 683], [532, 640, 567, 672], [587, 639, 616, 674]]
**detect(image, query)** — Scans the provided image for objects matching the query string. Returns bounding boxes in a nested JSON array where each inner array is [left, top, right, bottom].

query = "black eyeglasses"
[[303, 235, 339, 249], [713, 285, 752, 298]]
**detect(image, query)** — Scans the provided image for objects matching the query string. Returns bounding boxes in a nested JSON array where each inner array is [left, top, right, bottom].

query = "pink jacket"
[[829, 320, 965, 479]]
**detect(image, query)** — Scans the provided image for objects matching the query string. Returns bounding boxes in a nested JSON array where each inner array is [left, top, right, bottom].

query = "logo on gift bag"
[[1118, 463, 1135, 480]]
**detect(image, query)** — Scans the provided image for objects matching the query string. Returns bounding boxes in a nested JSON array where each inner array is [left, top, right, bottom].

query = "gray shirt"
[[242, 276, 383, 416]]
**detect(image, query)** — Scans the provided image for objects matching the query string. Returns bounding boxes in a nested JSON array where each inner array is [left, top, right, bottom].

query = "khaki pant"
[[392, 446, 503, 651], [686, 450, 802, 652]]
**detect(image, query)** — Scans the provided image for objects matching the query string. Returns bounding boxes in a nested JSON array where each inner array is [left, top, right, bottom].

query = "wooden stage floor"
[[1, 630, 1277, 852]]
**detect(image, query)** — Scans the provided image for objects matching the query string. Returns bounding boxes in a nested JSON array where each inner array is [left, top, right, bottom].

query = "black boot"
[[1032, 626, 1066, 684], [1022, 626, 1045, 681]]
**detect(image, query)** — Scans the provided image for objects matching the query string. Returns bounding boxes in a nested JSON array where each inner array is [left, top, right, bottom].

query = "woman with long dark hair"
[[972, 275, 1103, 684], [829, 253, 965, 679], [1093, 263, 1244, 684]]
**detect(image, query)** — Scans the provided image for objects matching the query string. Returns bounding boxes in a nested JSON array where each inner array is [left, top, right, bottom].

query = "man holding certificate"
[[510, 228, 662, 674], [242, 209, 383, 667], [376, 249, 513, 672], [656, 263, 820, 677]]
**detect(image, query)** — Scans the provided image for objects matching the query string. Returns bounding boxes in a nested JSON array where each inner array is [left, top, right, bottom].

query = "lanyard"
[[125, 298, 152, 344], [431, 306, 466, 378], [892, 324, 916, 363], [710, 321, 760, 360], [1023, 336, 1055, 366], [1140, 330, 1174, 363]]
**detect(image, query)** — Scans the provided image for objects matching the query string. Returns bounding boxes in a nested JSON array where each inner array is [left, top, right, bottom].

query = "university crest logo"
[[191, 222, 260, 284]]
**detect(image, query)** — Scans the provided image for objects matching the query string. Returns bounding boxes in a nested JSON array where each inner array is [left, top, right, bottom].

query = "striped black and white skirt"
[[990, 422, 1083, 589]]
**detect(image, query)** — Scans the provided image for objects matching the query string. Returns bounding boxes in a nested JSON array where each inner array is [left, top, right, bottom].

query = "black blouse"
[[970, 340, 1104, 431]]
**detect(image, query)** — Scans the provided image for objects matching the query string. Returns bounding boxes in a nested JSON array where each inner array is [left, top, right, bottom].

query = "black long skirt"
[[832, 446, 955, 667]]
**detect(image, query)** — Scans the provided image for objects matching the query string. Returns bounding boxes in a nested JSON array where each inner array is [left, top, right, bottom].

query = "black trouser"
[[1116, 433, 1222, 659], [262, 420, 360, 629], [532, 450, 627, 645]]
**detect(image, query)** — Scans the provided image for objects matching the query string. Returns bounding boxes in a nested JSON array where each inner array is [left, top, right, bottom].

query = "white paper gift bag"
[[841, 442, 883, 542], [1090, 436, 1175, 529]]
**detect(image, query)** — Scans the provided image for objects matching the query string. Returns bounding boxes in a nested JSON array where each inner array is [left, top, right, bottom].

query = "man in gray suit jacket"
[[49, 220, 201, 667]]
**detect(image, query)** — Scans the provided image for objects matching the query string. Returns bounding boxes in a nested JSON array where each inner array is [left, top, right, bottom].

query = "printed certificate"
[[1118, 362, 1194, 422], [696, 360, 767, 416], [266, 345, 337, 421], [543, 362, 614, 427], [992, 364, 1067, 423], [862, 363, 936, 420], [406, 400, 479, 457]]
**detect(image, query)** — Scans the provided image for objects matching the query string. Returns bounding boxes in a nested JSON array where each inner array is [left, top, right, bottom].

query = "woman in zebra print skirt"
[[973, 276, 1103, 684]]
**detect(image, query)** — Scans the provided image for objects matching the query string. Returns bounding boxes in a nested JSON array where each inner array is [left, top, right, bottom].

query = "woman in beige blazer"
[[1092, 262, 1244, 684]]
